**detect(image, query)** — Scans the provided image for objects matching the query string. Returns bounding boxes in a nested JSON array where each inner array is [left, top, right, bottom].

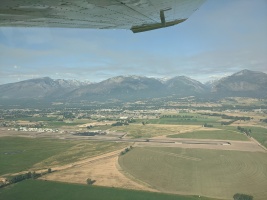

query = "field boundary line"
[[116, 159, 158, 192], [250, 137, 267, 152]]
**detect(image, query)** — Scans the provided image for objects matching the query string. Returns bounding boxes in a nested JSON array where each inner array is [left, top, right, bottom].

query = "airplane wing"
[[0, 0, 206, 33]]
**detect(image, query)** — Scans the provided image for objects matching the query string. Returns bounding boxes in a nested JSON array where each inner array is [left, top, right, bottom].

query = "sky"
[[0, 0, 267, 85]]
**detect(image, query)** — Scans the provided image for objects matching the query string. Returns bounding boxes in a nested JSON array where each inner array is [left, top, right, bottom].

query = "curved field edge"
[[0, 180, 219, 200], [118, 147, 267, 200]]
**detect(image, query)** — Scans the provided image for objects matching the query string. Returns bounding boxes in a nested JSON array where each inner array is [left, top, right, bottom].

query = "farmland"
[[0, 137, 128, 175], [110, 124, 201, 138], [168, 129, 249, 141], [119, 147, 267, 200], [247, 126, 267, 148], [0, 180, 218, 200], [1, 98, 267, 200]]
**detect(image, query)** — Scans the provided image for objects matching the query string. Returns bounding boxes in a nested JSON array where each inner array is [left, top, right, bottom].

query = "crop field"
[[0, 180, 217, 200], [0, 137, 128, 175], [110, 124, 201, 138], [141, 113, 221, 126], [168, 129, 249, 141], [119, 147, 267, 200], [247, 127, 267, 148]]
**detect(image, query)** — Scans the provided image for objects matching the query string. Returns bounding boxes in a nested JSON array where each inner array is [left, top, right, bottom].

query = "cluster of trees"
[[233, 193, 253, 200], [120, 146, 133, 156], [112, 118, 136, 126], [161, 115, 194, 118], [203, 123, 213, 127], [74, 132, 99, 136], [201, 113, 251, 121], [221, 120, 237, 125], [0, 168, 52, 188], [260, 118, 267, 123], [142, 121, 148, 125], [0, 181, 6, 188], [112, 121, 129, 126], [223, 116, 251, 121], [237, 126, 251, 137], [62, 112, 76, 119], [8, 171, 40, 184], [86, 178, 96, 185]]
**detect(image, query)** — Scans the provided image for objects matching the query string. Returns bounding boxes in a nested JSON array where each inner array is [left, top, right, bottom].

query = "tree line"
[[0, 168, 52, 188]]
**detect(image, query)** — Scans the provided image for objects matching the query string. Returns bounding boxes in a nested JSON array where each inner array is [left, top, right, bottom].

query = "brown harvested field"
[[40, 149, 156, 192]]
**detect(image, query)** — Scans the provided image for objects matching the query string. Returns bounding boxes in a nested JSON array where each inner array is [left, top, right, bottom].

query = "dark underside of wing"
[[0, 0, 205, 33]]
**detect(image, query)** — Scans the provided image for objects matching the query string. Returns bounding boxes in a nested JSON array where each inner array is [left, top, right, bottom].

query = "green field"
[[168, 129, 249, 141], [0, 137, 127, 175], [119, 147, 267, 200], [0, 180, 217, 200], [248, 127, 267, 148], [11, 116, 57, 122]]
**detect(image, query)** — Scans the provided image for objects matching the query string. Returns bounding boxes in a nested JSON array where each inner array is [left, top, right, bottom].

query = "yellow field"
[[110, 124, 201, 138]]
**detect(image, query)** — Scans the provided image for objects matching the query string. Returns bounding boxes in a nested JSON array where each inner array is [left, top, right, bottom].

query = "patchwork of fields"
[[1, 110, 267, 200]]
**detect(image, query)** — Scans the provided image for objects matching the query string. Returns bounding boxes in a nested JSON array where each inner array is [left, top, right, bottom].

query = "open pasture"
[[0, 137, 127, 175], [119, 147, 267, 200], [168, 129, 249, 141]]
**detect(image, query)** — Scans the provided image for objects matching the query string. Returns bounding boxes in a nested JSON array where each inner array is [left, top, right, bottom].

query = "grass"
[[110, 124, 200, 138], [168, 129, 249, 141], [119, 147, 267, 200], [0, 180, 217, 200], [45, 121, 84, 128], [248, 126, 267, 148], [0, 137, 128, 175]]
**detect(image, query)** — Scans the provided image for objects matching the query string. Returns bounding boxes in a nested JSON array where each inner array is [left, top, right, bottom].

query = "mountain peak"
[[212, 69, 267, 97], [1, 70, 266, 102], [232, 69, 262, 77]]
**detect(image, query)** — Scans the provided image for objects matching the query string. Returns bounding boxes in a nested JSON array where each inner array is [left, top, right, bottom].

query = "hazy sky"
[[0, 0, 267, 84]]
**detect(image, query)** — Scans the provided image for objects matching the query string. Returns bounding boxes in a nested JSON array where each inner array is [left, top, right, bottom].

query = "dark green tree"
[[233, 193, 253, 200]]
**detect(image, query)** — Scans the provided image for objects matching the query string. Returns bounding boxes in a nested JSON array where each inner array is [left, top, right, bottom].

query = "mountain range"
[[0, 69, 266, 103]]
